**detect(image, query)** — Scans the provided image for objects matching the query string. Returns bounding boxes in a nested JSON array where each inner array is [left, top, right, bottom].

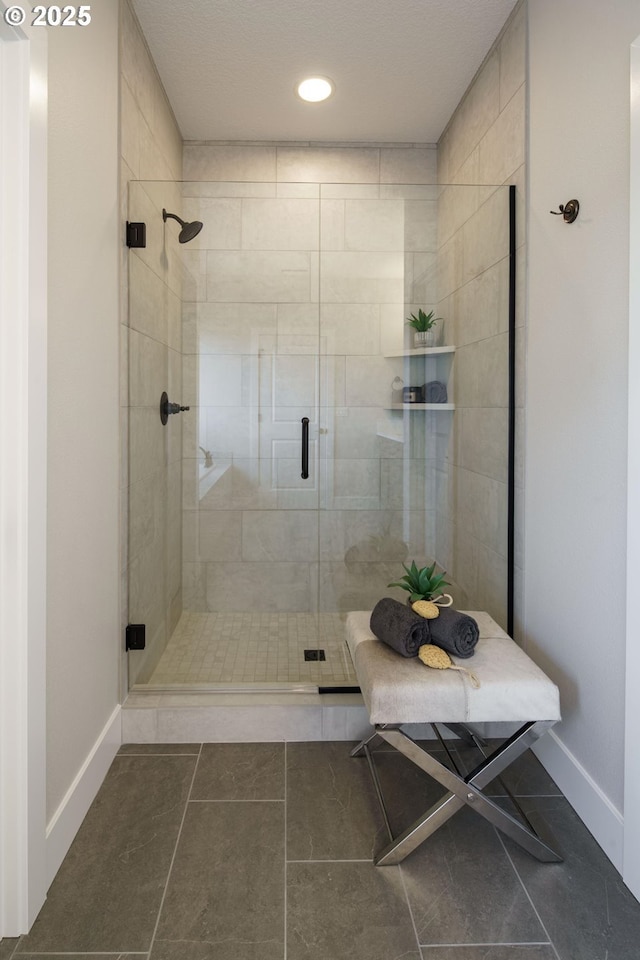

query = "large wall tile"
[[405, 200, 438, 252], [321, 251, 404, 303], [344, 199, 405, 252], [323, 458, 381, 508], [321, 182, 380, 199], [276, 146, 379, 183], [129, 254, 169, 344], [437, 184, 481, 247], [198, 406, 256, 459], [129, 469, 166, 565], [457, 407, 509, 483], [129, 330, 167, 407], [322, 406, 384, 460], [197, 510, 242, 561], [478, 84, 525, 185], [242, 510, 318, 562], [205, 561, 313, 612], [441, 51, 500, 181], [206, 250, 312, 302], [320, 198, 345, 251], [196, 354, 244, 407], [462, 188, 510, 284], [455, 256, 510, 347], [120, 78, 140, 178], [277, 303, 319, 355], [129, 406, 166, 484], [319, 509, 419, 563], [380, 457, 430, 511], [380, 146, 437, 184], [185, 301, 277, 356], [317, 560, 408, 612], [182, 180, 276, 199], [345, 356, 399, 407], [499, 0, 526, 110], [456, 467, 508, 558], [178, 197, 242, 250], [183, 143, 276, 181], [242, 198, 319, 250], [454, 334, 509, 409], [320, 303, 381, 356], [139, 118, 174, 182], [268, 353, 318, 407], [120, 0, 157, 132], [475, 540, 508, 628]]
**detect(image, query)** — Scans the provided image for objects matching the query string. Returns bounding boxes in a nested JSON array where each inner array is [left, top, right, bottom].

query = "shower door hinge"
[[125, 623, 146, 651], [126, 221, 146, 248]]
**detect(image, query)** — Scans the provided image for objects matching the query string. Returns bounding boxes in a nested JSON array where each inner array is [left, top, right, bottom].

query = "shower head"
[[162, 208, 203, 244]]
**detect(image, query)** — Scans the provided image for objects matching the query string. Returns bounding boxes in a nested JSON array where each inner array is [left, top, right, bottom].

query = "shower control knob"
[[160, 391, 190, 425]]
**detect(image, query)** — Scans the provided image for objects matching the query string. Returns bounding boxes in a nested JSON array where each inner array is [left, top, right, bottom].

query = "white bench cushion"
[[346, 610, 561, 725]]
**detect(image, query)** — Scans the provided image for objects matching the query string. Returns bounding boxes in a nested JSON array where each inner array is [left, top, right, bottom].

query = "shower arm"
[[162, 209, 186, 227]]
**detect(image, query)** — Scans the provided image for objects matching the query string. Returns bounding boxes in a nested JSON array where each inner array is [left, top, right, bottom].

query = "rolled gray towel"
[[369, 598, 429, 658], [428, 607, 479, 659], [422, 380, 448, 403]]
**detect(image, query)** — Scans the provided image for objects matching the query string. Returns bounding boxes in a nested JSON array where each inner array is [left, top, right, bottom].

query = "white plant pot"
[[414, 329, 436, 348]]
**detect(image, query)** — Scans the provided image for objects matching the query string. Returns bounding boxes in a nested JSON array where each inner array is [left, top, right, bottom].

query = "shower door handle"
[[301, 417, 309, 479]]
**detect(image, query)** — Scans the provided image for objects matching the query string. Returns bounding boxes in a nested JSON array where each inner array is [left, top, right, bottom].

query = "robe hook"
[[550, 199, 580, 223]]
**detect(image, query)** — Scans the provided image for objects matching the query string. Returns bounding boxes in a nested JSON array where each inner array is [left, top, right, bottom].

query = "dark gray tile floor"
[[3, 738, 640, 960]]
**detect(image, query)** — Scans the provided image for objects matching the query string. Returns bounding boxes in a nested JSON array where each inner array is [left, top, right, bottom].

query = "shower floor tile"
[[147, 612, 357, 687]]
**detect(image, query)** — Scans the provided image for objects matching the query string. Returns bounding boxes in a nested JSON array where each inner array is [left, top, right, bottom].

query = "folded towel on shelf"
[[428, 607, 479, 659], [369, 598, 429, 658], [422, 380, 448, 403]]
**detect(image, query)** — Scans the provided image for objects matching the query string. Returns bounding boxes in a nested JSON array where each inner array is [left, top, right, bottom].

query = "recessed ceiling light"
[[297, 76, 333, 103]]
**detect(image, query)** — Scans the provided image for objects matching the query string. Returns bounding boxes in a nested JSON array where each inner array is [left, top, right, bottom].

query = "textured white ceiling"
[[131, 0, 518, 143]]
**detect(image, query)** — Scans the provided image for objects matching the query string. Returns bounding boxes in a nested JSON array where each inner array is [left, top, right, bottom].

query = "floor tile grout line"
[[397, 862, 423, 955], [286, 858, 375, 864], [494, 828, 562, 960], [188, 798, 285, 803], [5, 942, 19, 960], [118, 753, 201, 757], [420, 942, 553, 949], [284, 741, 287, 960], [146, 743, 204, 957]]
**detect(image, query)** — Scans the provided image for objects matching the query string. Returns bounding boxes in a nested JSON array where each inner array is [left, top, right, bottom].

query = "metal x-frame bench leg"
[[351, 721, 563, 866]]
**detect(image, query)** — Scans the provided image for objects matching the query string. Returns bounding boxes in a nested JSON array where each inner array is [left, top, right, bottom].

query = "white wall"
[[526, 0, 640, 868], [47, 0, 121, 827]]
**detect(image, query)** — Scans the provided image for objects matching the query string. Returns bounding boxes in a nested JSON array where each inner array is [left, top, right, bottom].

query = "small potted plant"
[[406, 309, 442, 348], [388, 560, 451, 603]]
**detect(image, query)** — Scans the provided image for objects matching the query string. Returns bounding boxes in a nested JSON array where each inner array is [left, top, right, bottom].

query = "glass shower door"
[[126, 180, 184, 688], [162, 183, 326, 687], [317, 185, 438, 616]]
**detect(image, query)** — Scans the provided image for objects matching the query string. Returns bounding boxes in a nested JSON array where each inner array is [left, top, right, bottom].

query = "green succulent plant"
[[405, 309, 442, 333], [388, 560, 450, 602]]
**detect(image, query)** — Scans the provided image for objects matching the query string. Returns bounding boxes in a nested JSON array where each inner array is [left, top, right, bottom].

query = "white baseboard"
[[45, 705, 122, 887], [534, 728, 624, 871]]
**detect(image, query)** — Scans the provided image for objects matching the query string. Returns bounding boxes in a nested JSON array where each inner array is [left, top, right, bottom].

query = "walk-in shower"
[[125, 180, 515, 693]]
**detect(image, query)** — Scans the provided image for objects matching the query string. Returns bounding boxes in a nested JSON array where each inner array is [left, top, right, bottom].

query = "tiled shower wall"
[[119, 0, 184, 687], [179, 144, 441, 613], [436, 1, 526, 631]]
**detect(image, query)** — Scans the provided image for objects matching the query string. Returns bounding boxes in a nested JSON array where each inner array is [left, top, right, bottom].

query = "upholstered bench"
[[346, 610, 562, 866]]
